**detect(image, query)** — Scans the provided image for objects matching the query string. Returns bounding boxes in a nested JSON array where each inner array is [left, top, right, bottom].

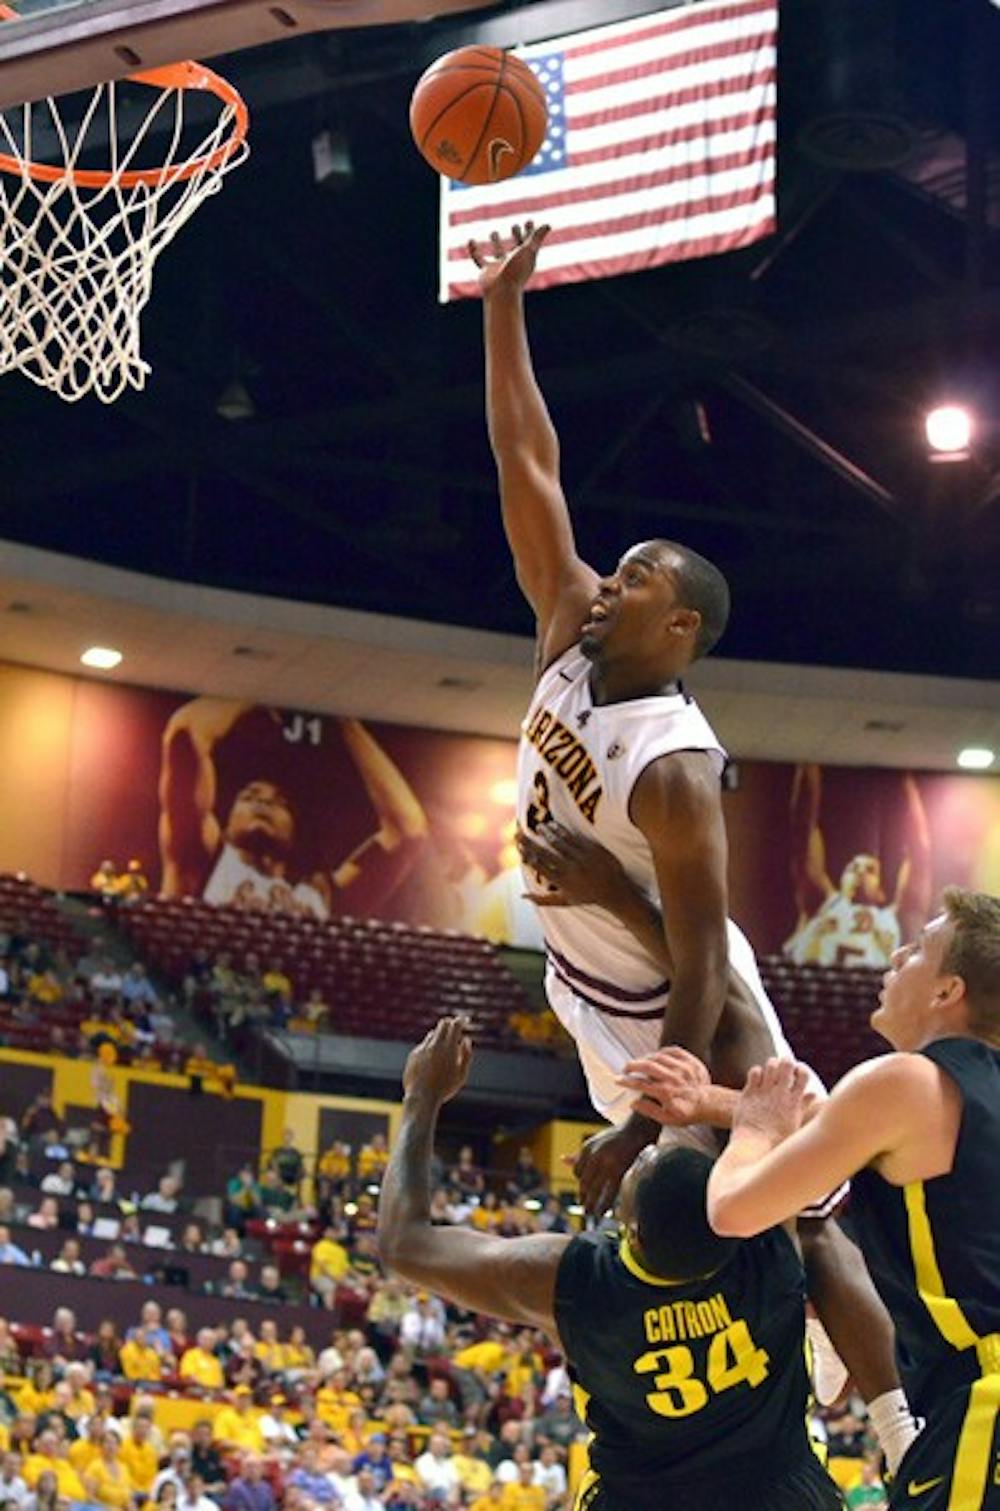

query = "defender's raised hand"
[[402, 1017, 473, 1105], [734, 1057, 810, 1146], [468, 221, 551, 296]]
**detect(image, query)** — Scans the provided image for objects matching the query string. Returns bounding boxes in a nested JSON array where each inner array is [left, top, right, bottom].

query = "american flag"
[[438, 0, 778, 301]]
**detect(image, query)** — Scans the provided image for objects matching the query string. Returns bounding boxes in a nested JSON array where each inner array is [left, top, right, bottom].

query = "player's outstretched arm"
[[378, 1018, 568, 1335], [470, 224, 599, 669], [158, 697, 255, 897], [707, 1054, 960, 1237]]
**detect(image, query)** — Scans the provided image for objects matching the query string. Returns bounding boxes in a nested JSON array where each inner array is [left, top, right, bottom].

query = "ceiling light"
[[216, 378, 255, 422], [80, 646, 122, 670], [925, 405, 972, 459], [957, 747, 995, 771]]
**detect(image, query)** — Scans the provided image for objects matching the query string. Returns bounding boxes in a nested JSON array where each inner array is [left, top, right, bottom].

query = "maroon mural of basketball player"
[[784, 765, 932, 968], [158, 698, 428, 919]]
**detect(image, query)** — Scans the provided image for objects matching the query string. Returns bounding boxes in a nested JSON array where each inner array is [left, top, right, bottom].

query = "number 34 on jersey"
[[634, 1300, 770, 1419]]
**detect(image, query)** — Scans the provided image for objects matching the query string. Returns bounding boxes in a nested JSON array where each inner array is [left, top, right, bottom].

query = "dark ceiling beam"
[[721, 372, 903, 520], [12, 277, 1000, 508], [844, 184, 961, 292], [297, 452, 887, 540]]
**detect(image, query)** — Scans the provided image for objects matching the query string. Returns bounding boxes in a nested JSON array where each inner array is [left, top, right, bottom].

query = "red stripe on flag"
[[447, 181, 772, 261], [445, 211, 776, 298], [565, 36, 773, 96], [562, 0, 776, 61], [568, 103, 775, 168], [445, 142, 774, 228], [567, 67, 776, 133]]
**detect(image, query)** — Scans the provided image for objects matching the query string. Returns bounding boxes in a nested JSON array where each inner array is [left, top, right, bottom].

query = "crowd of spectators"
[[182, 954, 329, 1041], [0, 1088, 575, 1317], [0, 924, 196, 1075], [0, 1287, 585, 1509]]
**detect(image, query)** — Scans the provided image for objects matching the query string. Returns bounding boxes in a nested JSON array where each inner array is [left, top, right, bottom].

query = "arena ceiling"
[[1, 0, 999, 684]]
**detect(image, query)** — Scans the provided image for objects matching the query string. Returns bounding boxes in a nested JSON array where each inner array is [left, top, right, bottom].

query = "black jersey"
[[848, 1037, 1000, 1419], [554, 1224, 818, 1505]]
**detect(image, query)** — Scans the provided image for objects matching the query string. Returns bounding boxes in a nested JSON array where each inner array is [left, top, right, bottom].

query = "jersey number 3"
[[633, 1321, 770, 1418], [526, 770, 551, 833]]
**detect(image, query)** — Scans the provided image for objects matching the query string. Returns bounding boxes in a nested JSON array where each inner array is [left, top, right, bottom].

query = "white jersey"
[[518, 645, 794, 1122], [785, 890, 900, 969], [203, 843, 328, 919]]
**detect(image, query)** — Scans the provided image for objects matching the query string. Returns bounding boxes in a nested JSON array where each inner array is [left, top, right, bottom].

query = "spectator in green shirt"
[[845, 1458, 888, 1508]]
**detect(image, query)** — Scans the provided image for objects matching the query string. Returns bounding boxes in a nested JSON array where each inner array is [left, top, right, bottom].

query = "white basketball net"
[[0, 64, 248, 403]]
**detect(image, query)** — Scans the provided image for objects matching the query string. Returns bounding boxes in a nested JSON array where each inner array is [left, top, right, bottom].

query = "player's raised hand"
[[516, 821, 632, 911], [402, 1017, 473, 1105], [734, 1057, 809, 1145], [568, 1121, 656, 1218], [468, 221, 550, 296], [618, 1046, 711, 1126]]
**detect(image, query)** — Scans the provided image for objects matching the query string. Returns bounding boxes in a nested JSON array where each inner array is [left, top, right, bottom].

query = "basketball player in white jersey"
[[472, 222, 795, 1206], [159, 696, 428, 918], [470, 224, 922, 1467]]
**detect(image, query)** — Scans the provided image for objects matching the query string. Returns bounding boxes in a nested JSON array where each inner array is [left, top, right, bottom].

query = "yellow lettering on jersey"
[[524, 703, 603, 825], [643, 1292, 733, 1347], [579, 789, 600, 824], [633, 1317, 770, 1421]]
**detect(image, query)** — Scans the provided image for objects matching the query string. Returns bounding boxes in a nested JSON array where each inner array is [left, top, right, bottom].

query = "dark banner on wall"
[[0, 661, 997, 962]]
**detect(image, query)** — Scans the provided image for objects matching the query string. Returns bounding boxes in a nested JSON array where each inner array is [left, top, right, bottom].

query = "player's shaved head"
[[632, 1145, 739, 1281], [648, 540, 731, 658]]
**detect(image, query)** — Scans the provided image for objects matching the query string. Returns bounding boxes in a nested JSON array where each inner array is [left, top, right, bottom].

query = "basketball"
[[409, 46, 549, 186]]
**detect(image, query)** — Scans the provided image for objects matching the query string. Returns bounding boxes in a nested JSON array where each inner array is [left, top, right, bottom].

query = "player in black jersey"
[[628, 886, 1000, 1508], [378, 1016, 844, 1510]]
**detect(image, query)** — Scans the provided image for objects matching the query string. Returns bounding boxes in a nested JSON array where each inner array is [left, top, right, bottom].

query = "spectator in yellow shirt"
[[316, 1370, 362, 1438], [23, 1430, 87, 1502], [118, 1414, 158, 1494], [253, 1320, 286, 1376], [28, 970, 63, 1005], [84, 1428, 133, 1510], [310, 1227, 351, 1308], [283, 1325, 315, 1376], [454, 1337, 507, 1377], [502, 1333, 543, 1400], [119, 1328, 163, 1384], [500, 1465, 546, 1510], [16, 1362, 55, 1418], [356, 1133, 389, 1186], [212, 1390, 265, 1454], [262, 963, 293, 1004], [63, 1364, 96, 1422], [317, 1141, 351, 1187], [470, 1485, 505, 1511], [454, 1427, 494, 1497], [386, 1436, 421, 1492], [90, 859, 120, 898], [469, 1192, 504, 1234], [180, 1329, 225, 1390], [69, 1416, 107, 1476]]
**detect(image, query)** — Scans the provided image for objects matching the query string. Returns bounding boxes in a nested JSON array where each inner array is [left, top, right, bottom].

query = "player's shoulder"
[[630, 745, 725, 824], [829, 1051, 955, 1132], [533, 642, 586, 693]]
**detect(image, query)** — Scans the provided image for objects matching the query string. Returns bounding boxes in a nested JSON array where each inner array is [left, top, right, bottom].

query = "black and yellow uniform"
[[554, 1224, 843, 1510], [848, 1038, 1000, 1510]]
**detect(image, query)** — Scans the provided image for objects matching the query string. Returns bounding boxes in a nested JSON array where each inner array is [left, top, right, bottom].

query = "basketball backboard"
[[0, 0, 497, 109]]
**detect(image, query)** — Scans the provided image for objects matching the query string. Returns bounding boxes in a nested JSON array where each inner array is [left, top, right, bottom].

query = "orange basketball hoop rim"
[[0, 3, 248, 187]]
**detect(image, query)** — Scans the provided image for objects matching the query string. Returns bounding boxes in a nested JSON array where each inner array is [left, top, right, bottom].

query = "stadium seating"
[[121, 897, 534, 1051]]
